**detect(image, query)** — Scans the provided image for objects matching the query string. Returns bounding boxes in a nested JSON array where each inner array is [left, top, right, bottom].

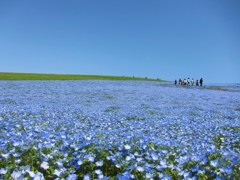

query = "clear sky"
[[0, 0, 239, 83]]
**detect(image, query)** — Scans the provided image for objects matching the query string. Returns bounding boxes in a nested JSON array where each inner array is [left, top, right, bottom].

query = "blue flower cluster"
[[0, 81, 239, 179]]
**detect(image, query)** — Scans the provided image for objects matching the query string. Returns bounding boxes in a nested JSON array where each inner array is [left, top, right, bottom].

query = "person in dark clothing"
[[178, 78, 182, 85], [187, 77, 190, 86], [183, 79, 187, 85], [175, 79, 177, 85], [200, 78, 203, 86], [196, 79, 199, 86]]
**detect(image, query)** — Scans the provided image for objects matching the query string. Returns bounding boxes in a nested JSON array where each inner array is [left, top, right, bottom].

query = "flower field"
[[0, 81, 239, 179]]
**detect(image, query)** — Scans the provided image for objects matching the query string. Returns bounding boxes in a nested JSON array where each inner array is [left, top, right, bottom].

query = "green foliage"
[[149, 110, 155, 115], [198, 173, 208, 180], [232, 140, 240, 149], [97, 133, 104, 139], [56, 140, 63, 147], [20, 146, 40, 167], [75, 147, 121, 179], [167, 154, 176, 165], [0, 72, 165, 81], [165, 168, 179, 180], [41, 147, 53, 155], [233, 126, 240, 133], [131, 169, 146, 179], [223, 126, 240, 133], [214, 134, 224, 149], [105, 106, 119, 113], [183, 160, 197, 170], [126, 116, 146, 121], [147, 142, 155, 149], [207, 152, 222, 161], [232, 164, 240, 178]]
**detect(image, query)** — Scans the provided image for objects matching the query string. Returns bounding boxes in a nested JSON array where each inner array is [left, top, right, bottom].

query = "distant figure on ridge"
[[200, 78, 203, 86], [183, 79, 187, 85], [187, 77, 190, 86], [196, 79, 199, 86], [175, 79, 177, 85], [179, 78, 182, 85], [191, 78, 194, 86]]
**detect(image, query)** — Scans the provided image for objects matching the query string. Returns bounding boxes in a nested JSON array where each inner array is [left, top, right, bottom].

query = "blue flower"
[[83, 173, 91, 180], [0, 168, 8, 175], [34, 172, 44, 180], [66, 174, 77, 180], [96, 160, 104, 167], [210, 160, 219, 167]]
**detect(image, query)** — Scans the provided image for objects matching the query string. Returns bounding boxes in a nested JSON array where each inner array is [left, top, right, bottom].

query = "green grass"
[[0, 72, 165, 81]]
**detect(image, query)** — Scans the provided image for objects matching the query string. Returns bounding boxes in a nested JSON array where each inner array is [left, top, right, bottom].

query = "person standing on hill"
[[196, 79, 199, 86], [191, 78, 194, 86], [200, 78, 203, 86], [187, 77, 190, 86], [183, 79, 187, 85], [175, 79, 177, 85]]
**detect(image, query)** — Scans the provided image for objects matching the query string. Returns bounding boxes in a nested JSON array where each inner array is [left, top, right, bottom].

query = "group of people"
[[175, 77, 203, 87]]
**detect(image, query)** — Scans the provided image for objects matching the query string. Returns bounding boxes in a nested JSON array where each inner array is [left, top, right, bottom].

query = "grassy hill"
[[0, 72, 165, 81]]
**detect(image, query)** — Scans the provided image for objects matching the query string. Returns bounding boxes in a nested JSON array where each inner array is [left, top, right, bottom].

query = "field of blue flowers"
[[0, 81, 239, 179]]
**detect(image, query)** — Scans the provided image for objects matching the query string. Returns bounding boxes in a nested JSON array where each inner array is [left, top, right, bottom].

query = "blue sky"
[[0, 0, 239, 83]]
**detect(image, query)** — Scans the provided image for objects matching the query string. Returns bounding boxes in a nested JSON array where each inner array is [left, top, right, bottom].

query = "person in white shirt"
[[191, 78, 194, 86]]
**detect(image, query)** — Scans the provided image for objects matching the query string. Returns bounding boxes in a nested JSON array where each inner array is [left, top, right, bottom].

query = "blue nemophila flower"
[[182, 171, 192, 179], [125, 156, 131, 161], [160, 174, 172, 180], [15, 159, 21, 164], [98, 174, 105, 179], [136, 157, 143, 162], [13, 141, 21, 147], [13, 152, 21, 157], [54, 169, 63, 177], [116, 163, 121, 168], [200, 157, 208, 165], [155, 165, 163, 171], [136, 166, 144, 172], [121, 171, 132, 178], [40, 161, 49, 170], [1, 153, 9, 160], [83, 173, 91, 180], [11, 169, 23, 179], [197, 169, 206, 174], [84, 136, 92, 140], [55, 159, 63, 167], [134, 151, 139, 156], [221, 166, 233, 175], [27, 170, 35, 178], [215, 176, 225, 180], [77, 159, 83, 166], [95, 169, 102, 175], [34, 172, 44, 180], [0, 168, 8, 175], [66, 174, 77, 180], [84, 153, 95, 162], [160, 159, 168, 168], [191, 165, 199, 172], [124, 144, 131, 150], [146, 172, 153, 179], [96, 160, 104, 167], [151, 153, 158, 161], [210, 160, 219, 167], [19, 165, 31, 173]]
